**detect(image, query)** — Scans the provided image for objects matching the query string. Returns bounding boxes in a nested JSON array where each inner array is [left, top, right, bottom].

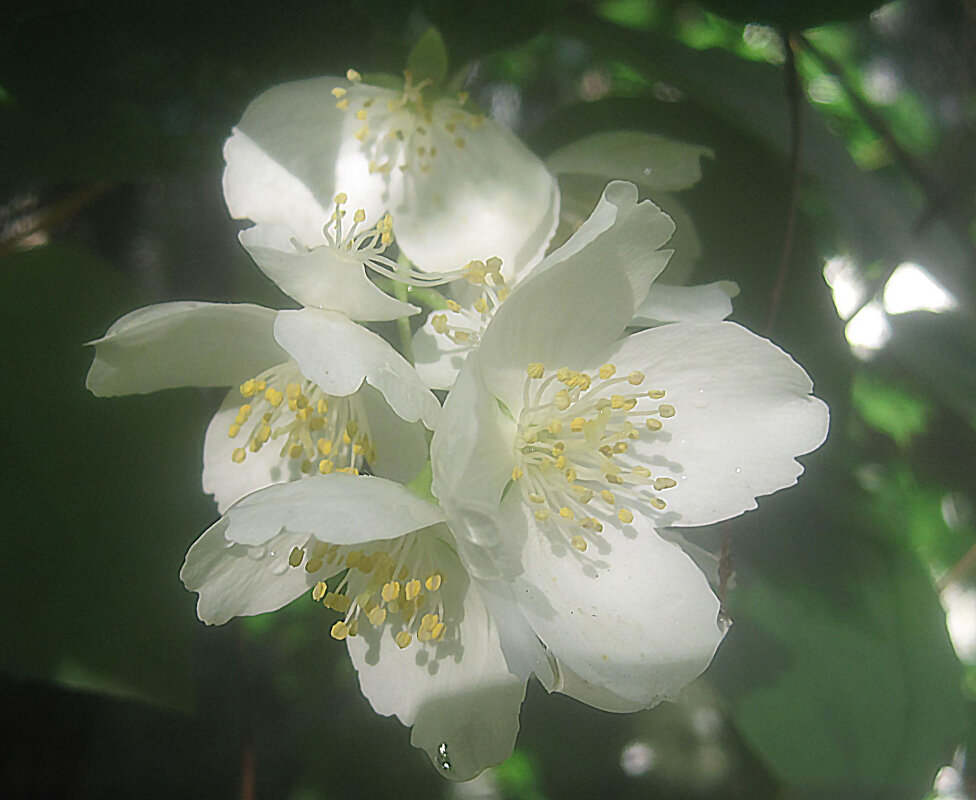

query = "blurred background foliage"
[[2, 0, 975, 798]]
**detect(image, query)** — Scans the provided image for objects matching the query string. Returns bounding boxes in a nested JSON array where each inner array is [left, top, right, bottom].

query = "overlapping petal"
[[86, 302, 286, 396]]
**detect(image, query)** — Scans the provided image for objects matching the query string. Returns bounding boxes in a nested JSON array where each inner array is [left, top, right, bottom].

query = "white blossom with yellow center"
[[431, 181, 830, 712], [179, 473, 526, 782], [222, 70, 559, 277], [87, 302, 439, 512]]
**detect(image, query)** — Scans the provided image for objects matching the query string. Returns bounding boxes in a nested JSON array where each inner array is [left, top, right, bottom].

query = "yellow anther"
[[565, 468, 578, 483], [381, 581, 401, 602], [425, 574, 442, 592], [318, 459, 334, 474], [572, 486, 594, 503], [317, 398, 328, 414], [305, 557, 323, 573], [647, 389, 666, 399], [650, 498, 667, 510], [285, 382, 301, 399], [654, 477, 677, 490], [367, 606, 387, 626], [240, 379, 256, 397], [432, 622, 446, 640], [331, 87, 347, 98], [288, 547, 305, 568], [512, 467, 524, 481], [330, 592, 351, 613], [599, 364, 616, 379], [232, 448, 246, 463], [552, 442, 565, 455], [554, 455, 567, 470], [601, 490, 615, 504], [571, 535, 588, 552], [570, 416, 586, 432], [611, 395, 626, 409], [646, 418, 663, 431], [395, 631, 412, 649], [554, 390, 571, 411], [312, 582, 328, 601], [606, 474, 624, 485], [527, 363, 545, 379], [228, 424, 241, 438], [405, 579, 421, 601], [300, 460, 313, 474], [432, 314, 448, 334], [346, 69, 362, 82], [353, 208, 366, 223], [485, 256, 503, 275], [335, 98, 350, 110], [498, 286, 511, 301], [355, 109, 368, 121], [659, 404, 676, 418], [535, 509, 551, 521], [334, 192, 348, 204], [618, 508, 635, 524], [559, 506, 575, 520], [331, 621, 350, 640], [453, 331, 471, 343], [446, 299, 462, 312], [613, 442, 628, 454], [474, 297, 488, 313], [547, 419, 563, 434], [289, 443, 304, 459], [265, 388, 283, 407], [628, 371, 645, 385], [556, 367, 572, 383], [633, 466, 652, 477]]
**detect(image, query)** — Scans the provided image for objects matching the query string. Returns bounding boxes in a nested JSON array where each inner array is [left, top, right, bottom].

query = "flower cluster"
[[87, 39, 828, 782]]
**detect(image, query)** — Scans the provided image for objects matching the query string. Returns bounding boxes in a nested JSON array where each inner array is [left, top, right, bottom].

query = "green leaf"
[[713, 475, 966, 798], [406, 27, 449, 86], [0, 245, 215, 708], [852, 372, 932, 447]]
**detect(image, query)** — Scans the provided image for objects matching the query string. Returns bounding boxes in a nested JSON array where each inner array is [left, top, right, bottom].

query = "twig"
[[0, 181, 116, 260], [237, 629, 256, 800], [764, 31, 804, 334]]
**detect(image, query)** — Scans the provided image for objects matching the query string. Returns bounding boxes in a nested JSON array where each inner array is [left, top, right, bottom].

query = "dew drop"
[[692, 388, 707, 408], [734, 467, 742, 474], [717, 610, 733, 634], [436, 741, 452, 771], [247, 546, 266, 561]]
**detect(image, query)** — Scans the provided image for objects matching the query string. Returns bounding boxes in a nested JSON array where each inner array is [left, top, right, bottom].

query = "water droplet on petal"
[[436, 741, 452, 771], [717, 610, 733, 634], [734, 467, 742, 474]]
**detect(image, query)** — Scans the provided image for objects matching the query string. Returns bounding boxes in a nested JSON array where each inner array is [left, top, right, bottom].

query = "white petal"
[[357, 384, 428, 484], [633, 281, 739, 325], [548, 661, 646, 713], [546, 131, 712, 192], [347, 548, 525, 781], [222, 77, 386, 247], [180, 522, 316, 625], [86, 302, 287, 396], [431, 351, 516, 579], [239, 224, 418, 321], [477, 182, 673, 410], [393, 99, 559, 277], [220, 473, 445, 547], [511, 502, 724, 706], [202, 388, 306, 513], [412, 308, 473, 390], [273, 308, 440, 428], [610, 322, 829, 526]]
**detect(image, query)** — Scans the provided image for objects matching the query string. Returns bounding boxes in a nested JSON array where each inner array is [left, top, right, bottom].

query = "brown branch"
[[764, 31, 804, 334], [0, 181, 116, 260]]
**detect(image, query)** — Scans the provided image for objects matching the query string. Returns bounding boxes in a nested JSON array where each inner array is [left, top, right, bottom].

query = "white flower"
[[86, 302, 439, 511], [430, 181, 830, 709], [409, 133, 733, 390], [179, 473, 526, 781], [222, 70, 559, 278]]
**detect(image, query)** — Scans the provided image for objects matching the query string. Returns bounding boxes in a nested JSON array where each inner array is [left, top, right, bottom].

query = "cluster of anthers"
[[332, 68, 485, 176], [286, 538, 449, 649], [228, 366, 374, 476], [512, 362, 678, 553], [430, 257, 509, 347]]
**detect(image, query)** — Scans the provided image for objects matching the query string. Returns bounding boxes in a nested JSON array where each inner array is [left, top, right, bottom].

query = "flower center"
[[228, 363, 374, 476], [332, 68, 485, 177], [430, 257, 509, 347], [512, 362, 678, 552], [288, 531, 452, 649]]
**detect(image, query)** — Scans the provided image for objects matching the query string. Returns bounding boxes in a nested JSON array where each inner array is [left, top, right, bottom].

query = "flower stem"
[[395, 255, 417, 364]]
